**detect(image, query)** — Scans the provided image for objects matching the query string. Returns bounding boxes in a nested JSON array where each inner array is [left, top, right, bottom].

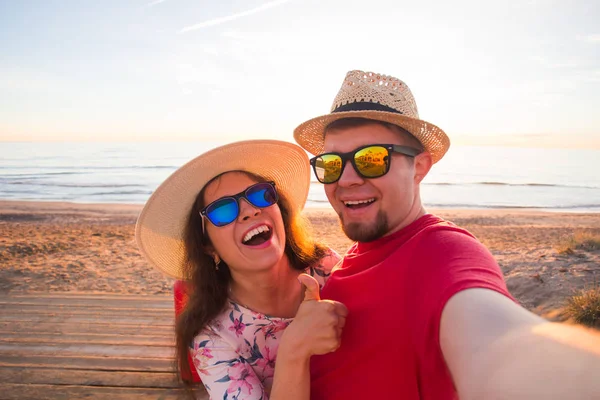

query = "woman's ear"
[[211, 253, 221, 271], [201, 240, 217, 261], [202, 243, 219, 263]]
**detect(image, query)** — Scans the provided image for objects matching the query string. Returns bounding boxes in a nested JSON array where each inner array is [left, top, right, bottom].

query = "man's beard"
[[339, 209, 389, 242]]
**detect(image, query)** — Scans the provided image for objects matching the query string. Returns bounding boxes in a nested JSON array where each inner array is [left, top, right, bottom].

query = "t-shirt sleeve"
[[190, 329, 267, 400], [410, 227, 514, 356]]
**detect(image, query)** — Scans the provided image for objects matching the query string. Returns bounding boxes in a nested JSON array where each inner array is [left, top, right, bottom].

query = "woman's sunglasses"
[[310, 144, 422, 184], [200, 181, 278, 228]]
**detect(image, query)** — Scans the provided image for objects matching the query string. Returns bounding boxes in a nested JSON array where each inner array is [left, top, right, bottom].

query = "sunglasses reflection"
[[315, 145, 390, 183]]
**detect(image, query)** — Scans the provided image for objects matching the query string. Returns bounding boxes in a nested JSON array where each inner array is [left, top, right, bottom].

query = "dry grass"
[[565, 285, 600, 329], [556, 232, 600, 255]]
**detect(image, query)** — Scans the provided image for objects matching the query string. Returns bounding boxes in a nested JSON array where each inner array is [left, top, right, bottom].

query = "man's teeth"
[[343, 199, 375, 206], [243, 225, 270, 243]]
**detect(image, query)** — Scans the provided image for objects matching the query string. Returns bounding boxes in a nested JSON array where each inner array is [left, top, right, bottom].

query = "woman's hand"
[[279, 274, 348, 361], [270, 274, 347, 399]]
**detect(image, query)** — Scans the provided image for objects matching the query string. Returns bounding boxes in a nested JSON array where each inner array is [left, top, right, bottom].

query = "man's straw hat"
[[135, 140, 310, 280], [294, 70, 450, 163]]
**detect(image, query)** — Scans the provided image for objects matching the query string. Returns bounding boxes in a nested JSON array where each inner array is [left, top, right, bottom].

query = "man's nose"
[[336, 160, 365, 187]]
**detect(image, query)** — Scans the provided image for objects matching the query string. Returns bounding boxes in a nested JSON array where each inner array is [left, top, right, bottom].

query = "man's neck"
[[383, 203, 427, 239]]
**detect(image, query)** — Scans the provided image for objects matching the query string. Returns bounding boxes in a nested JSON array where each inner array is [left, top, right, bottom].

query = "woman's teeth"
[[243, 225, 270, 244]]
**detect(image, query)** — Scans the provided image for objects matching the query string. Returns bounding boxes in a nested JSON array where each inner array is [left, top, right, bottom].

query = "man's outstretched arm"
[[441, 288, 600, 400]]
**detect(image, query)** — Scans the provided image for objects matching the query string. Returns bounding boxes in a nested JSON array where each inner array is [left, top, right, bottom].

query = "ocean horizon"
[[1, 141, 599, 212]]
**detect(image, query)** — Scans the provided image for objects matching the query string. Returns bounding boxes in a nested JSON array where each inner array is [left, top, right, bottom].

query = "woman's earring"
[[214, 255, 221, 271]]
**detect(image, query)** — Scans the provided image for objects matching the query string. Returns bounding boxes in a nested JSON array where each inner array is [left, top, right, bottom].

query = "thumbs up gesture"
[[280, 274, 348, 359], [298, 273, 323, 302]]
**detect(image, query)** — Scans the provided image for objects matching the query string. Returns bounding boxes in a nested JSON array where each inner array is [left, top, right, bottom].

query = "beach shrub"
[[556, 232, 600, 255], [565, 285, 600, 329]]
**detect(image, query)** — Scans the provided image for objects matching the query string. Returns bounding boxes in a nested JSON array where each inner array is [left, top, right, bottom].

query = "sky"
[[0, 0, 599, 148]]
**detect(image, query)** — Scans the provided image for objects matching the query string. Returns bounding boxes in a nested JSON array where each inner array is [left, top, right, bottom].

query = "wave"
[[476, 182, 556, 187], [309, 179, 599, 190], [423, 182, 599, 190], [0, 165, 178, 170], [303, 200, 600, 212], [88, 190, 153, 196], [424, 203, 600, 210], [6, 181, 146, 188], [1, 172, 88, 178]]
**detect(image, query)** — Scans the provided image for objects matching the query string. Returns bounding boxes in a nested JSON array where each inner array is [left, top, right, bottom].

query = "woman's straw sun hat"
[[135, 140, 310, 280], [294, 70, 450, 163]]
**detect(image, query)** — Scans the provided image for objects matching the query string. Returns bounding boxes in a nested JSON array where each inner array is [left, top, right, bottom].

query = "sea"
[[1, 142, 599, 212]]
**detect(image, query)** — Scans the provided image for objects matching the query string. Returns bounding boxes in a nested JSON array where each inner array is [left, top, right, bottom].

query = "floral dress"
[[189, 251, 341, 400]]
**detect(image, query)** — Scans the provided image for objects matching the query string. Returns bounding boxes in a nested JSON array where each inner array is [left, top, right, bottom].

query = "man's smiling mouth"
[[343, 198, 375, 209]]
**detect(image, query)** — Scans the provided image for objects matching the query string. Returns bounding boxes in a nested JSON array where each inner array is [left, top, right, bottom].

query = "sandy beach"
[[1, 200, 599, 321]]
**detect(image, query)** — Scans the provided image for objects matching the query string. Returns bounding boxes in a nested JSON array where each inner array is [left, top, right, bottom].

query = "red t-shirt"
[[310, 214, 513, 399]]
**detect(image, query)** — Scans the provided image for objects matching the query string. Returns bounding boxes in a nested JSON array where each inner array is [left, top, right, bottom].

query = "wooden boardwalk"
[[0, 293, 207, 399]]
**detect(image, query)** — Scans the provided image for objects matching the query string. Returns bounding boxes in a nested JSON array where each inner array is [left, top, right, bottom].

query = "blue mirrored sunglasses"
[[200, 181, 278, 228]]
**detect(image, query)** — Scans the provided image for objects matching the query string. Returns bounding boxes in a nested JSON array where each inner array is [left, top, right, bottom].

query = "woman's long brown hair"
[[175, 171, 327, 388]]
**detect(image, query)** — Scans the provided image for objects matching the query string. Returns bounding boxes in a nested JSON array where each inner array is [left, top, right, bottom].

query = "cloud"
[[179, 0, 292, 33], [530, 55, 580, 69], [146, 0, 169, 6], [577, 34, 600, 43]]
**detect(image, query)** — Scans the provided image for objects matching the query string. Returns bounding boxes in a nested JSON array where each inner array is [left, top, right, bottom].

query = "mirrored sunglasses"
[[200, 181, 278, 228], [309, 144, 421, 184]]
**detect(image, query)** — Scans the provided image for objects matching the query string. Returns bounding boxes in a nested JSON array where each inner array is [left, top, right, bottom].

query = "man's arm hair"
[[441, 288, 600, 400]]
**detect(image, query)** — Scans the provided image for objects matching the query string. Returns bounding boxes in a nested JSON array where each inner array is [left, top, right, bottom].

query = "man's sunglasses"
[[200, 181, 278, 228], [310, 144, 422, 184]]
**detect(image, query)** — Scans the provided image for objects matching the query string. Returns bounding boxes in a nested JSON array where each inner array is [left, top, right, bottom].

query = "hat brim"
[[294, 110, 450, 163], [135, 140, 310, 280]]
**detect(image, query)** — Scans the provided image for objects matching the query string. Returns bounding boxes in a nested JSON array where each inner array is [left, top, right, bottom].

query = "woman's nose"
[[237, 198, 261, 221]]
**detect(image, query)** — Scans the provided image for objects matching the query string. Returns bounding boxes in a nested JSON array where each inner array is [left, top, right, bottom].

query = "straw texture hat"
[[294, 70, 450, 163], [135, 140, 311, 280]]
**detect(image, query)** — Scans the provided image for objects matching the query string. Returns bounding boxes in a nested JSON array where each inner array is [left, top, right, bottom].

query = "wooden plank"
[[0, 303, 174, 314], [0, 383, 208, 400], [0, 293, 213, 399], [0, 314, 174, 325], [1, 293, 172, 301], [0, 298, 173, 311], [0, 342, 175, 358], [0, 366, 179, 388], [0, 333, 173, 347], [0, 302, 173, 312], [0, 354, 175, 372], [0, 321, 174, 335], [0, 307, 173, 319], [0, 293, 172, 301]]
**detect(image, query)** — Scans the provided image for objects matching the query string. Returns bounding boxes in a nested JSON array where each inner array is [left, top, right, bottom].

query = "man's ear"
[[414, 151, 433, 184]]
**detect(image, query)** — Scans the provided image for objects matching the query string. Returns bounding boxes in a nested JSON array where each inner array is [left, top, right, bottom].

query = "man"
[[293, 70, 600, 399]]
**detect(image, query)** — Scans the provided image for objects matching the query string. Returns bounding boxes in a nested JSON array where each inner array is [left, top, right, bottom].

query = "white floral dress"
[[190, 251, 340, 400]]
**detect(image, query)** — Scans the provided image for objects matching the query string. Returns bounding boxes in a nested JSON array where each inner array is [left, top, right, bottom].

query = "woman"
[[135, 140, 347, 399]]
